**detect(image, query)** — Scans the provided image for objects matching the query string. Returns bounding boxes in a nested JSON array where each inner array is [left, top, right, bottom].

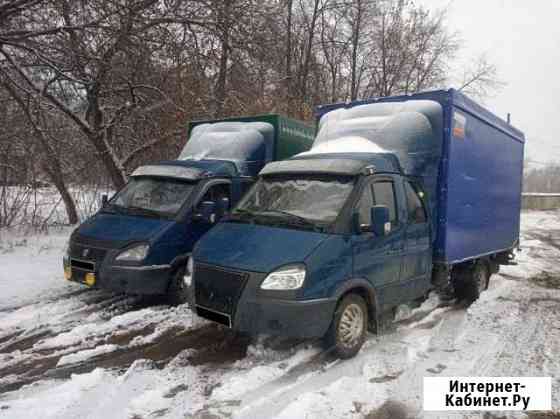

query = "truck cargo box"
[[180, 114, 315, 177], [315, 89, 525, 264]]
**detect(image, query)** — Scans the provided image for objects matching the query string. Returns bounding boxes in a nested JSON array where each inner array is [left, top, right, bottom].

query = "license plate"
[[84, 272, 96, 287]]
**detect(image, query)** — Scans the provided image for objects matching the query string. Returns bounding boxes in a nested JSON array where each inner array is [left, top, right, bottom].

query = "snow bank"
[[0, 227, 76, 311]]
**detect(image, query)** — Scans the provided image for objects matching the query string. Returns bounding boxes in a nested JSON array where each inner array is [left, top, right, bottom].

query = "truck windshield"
[[233, 175, 354, 228], [107, 177, 196, 218]]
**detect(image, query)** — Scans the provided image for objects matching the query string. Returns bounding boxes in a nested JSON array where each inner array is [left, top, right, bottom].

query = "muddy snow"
[[0, 211, 559, 419]]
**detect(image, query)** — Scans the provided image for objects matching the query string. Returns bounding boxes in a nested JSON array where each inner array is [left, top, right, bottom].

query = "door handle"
[[389, 244, 401, 254]]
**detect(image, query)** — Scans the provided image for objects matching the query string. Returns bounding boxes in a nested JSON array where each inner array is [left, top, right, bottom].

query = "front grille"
[[70, 258, 95, 271], [194, 263, 248, 316], [69, 242, 107, 268]]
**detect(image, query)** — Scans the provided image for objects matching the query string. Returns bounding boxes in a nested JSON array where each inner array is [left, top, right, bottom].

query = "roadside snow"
[[0, 227, 76, 310]]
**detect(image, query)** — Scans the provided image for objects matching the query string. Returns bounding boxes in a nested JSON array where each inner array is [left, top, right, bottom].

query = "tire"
[[323, 294, 368, 359], [453, 262, 489, 303], [166, 265, 191, 306]]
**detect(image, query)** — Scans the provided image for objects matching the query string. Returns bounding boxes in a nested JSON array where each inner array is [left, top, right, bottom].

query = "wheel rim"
[[338, 303, 364, 348], [475, 265, 488, 293]]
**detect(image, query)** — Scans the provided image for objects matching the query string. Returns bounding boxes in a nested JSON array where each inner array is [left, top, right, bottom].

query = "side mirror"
[[101, 194, 108, 208], [216, 197, 230, 218], [352, 212, 375, 234], [371, 205, 390, 236], [193, 200, 216, 224]]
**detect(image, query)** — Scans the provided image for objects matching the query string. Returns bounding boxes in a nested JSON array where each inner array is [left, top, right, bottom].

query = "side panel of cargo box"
[[439, 91, 525, 264]]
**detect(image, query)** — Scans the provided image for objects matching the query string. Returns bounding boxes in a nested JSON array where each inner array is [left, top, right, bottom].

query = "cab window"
[[372, 181, 398, 226], [356, 184, 374, 225], [198, 183, 230, 206], [405, 181, 427, 223]]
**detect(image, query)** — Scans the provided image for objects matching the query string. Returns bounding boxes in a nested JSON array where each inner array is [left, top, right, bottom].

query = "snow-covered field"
[[0, 211, 559, 419]]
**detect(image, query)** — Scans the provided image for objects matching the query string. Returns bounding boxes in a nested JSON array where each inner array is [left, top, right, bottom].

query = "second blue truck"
[[191, 89, 525, 358], [63, 115, 314, 304]]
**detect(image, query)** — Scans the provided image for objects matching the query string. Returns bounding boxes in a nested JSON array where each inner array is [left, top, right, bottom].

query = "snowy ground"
[[0, 211, 559, 419]]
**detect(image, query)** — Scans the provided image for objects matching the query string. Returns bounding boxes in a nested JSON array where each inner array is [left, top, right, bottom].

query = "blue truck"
[[190, 89, 525, 358], [63, 115, 314, 304]]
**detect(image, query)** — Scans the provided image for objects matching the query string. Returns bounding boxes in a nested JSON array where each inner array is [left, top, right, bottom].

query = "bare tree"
[[458, 54, 505, 99], [0, 0, 507, 228], [361, 1, 460, 98], [0, 0, 205, 190]]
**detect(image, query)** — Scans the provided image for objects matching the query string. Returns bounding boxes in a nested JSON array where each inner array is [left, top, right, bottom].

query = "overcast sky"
[[416, 0, 560, 166]]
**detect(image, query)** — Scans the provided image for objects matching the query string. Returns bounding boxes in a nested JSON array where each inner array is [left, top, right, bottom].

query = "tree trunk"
[[89, 132, 127, 190], [85, 86, 127, 190], [45, 165, 79, 225], [297, 0, 321, 118], [0, 79, 80, 225], [285, 0, 293, 114], [214, 0, 232, 117], [350, 0, 362, 101]]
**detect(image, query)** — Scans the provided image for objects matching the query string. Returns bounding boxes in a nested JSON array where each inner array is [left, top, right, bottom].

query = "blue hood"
[[193, 222, 329, 273], [77, 213, 173, 246]]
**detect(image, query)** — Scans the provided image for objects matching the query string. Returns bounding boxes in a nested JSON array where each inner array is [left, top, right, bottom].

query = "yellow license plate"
[[84, 272, 96, 287]]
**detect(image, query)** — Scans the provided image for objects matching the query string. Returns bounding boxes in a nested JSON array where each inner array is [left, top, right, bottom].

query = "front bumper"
[[64, 242, 172, 296], [64, 258, 172, 295], [194, 263, 336, 338], [233, 297, 335, 338], [97, 264, 172, 295]]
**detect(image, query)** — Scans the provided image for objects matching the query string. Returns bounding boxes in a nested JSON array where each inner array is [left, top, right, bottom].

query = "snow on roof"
[[298, 136, 387, 155]]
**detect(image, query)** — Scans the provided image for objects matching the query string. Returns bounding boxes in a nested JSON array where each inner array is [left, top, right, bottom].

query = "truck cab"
[[191, 90, 524, 358], [63, 115, 314, 304], [191, 153, 431, 358]]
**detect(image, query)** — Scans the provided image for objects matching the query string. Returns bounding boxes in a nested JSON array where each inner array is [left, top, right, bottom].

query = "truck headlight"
[[260, 264, 306, 290], [116, 244, 149, 262], [183, 256, 194, 287]]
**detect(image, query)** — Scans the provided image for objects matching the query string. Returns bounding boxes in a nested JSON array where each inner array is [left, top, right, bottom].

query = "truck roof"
[[315, 88, 524, 142], [131, 159, 238, 181], [179, 121, 275, 177], [260, 153, 401, 177], [185, 114, 315, 167]]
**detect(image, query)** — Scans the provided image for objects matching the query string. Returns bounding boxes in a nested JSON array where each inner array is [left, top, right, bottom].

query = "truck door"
[[189, 181, 231, 244], [402, 180, 431, 300], [351, 176, 405, 311]]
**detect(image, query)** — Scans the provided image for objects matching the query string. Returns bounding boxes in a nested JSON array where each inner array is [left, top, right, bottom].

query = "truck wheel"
[[454, 262, 489, 303], [167, 265, 191, 306], [323, 294, 368, 359]]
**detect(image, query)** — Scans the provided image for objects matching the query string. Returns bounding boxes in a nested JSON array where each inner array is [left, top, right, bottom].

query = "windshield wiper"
[[232, 208, 255, 216], [126, 206, 167, 218], [228, 208, 256, 223], [103, 203, 126, 215], [256, 210, 324, 232]]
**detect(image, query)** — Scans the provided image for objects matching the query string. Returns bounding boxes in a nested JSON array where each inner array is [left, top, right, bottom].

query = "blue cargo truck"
[[63, 115, 314, 304], [191, 89, 525, 358]]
